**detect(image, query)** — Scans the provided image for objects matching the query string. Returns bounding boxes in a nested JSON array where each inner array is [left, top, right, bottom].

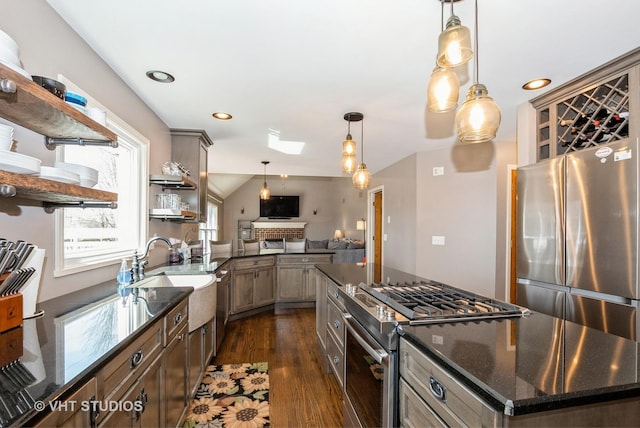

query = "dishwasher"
[[214, 269, 230, 355]]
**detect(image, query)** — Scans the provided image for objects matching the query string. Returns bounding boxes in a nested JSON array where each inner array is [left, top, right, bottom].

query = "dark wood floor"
[[212, 307, 344, 427]]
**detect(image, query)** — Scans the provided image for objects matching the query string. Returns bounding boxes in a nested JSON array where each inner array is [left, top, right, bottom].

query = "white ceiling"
[[47, 0, 640, 197]]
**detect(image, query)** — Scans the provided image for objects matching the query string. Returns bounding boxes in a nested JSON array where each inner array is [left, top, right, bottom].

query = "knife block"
[[0, 294, 23, 333], [0, 325, 22, 367]]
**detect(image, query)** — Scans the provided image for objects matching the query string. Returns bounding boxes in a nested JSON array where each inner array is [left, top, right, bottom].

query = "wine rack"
[[531, 47, 639, 160], [555, 74, 629, 155]]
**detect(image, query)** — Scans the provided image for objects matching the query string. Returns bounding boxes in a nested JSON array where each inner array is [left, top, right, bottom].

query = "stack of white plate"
[[53, 161, 99, 187], [0, 123, 13, 151], [0, 28, 30, 79], [0, 151, 41, 175], [39, 166, 80, 185]]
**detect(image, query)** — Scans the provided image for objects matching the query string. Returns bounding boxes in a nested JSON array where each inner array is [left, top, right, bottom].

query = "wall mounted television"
[[260, 195, 300, 218]]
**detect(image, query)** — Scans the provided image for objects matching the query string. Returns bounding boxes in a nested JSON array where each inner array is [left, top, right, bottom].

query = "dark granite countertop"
[[315, 263, 640, 416], [7, 281, 192, 427]]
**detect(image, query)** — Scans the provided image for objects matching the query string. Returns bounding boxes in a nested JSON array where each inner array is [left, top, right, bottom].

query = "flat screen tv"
[[260, 195, 300, 218]]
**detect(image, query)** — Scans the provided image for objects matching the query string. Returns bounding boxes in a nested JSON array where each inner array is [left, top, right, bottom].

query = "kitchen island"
[[315, 263, 640, 427]]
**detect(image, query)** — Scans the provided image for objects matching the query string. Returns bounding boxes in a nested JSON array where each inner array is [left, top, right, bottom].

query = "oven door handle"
[[344, 314, 389, 364]]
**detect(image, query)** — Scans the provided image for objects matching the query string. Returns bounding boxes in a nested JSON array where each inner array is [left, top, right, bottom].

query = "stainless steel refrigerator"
[[516, 138, 640, 340]]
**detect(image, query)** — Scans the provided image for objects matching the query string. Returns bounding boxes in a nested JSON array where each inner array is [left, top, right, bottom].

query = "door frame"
[[367, 185, 384, 279]]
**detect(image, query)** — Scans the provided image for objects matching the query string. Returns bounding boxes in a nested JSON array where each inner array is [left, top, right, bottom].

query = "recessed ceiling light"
[[522, 78, 551, 90], [212, 112, 233, 120], [145, 70, 175, 83]]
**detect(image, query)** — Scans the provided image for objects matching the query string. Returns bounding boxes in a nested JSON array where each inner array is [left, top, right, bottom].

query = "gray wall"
[[0, 0, 179, 301], [370, 140, 516, 300], [370, 154, 417, 274], [222, 176, 367, 248]]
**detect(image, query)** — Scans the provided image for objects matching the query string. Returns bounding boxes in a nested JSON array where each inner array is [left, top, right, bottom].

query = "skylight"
[[268, 129, 305, 155]]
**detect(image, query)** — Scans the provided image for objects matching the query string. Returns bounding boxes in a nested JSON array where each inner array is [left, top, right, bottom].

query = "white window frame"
[[53, 76, 148, 277]]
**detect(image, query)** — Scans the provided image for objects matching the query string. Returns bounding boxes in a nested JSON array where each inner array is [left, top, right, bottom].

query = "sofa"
[[306, 239, 365, 263]]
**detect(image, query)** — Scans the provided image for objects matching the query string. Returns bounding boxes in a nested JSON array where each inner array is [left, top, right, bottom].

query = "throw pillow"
[[347, 240, 365, 249], [307, 239, 329, 249], [328, 240, 348, 250]]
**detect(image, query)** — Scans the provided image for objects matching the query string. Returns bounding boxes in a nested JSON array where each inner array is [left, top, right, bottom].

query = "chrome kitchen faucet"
[[130, 236, 173, 282]]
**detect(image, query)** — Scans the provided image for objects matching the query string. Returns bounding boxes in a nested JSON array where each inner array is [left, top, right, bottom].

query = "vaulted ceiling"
[[47, 0, 640, 196]]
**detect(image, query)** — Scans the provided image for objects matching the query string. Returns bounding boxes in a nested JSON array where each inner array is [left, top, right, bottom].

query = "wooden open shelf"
[[0, 170, 116, 204], [0, 63, 117, 142]]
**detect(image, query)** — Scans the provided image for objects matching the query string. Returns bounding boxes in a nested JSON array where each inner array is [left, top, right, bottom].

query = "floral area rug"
[[183, 362, 270, 428]]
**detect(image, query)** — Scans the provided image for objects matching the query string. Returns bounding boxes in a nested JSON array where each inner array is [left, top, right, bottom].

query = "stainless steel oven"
[[343, 314, 396, 428]]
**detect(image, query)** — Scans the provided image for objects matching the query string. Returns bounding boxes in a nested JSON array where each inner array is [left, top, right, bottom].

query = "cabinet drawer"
[[277, 254, 332, 265], [325, 329, 344, 388], [34, 377, 97, 428], [234, 256, 274, 270], [165, 299, 188, 345], [326, 280, 346, 310], [327, 299, 345, 347], [97, 321, 163, 423], [399, 338, 498, 428], [399, 377, 447, 428]]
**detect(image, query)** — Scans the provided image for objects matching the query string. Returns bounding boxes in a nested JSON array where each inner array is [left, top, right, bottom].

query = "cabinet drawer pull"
[[173, 312, 183, 325], [334, 291, 339, 299], [89, 395, 99, 427], [333, 355, 340, 365], [333, 320, 340, 329], [302, 257, 309, 263], [135, 388, 148, 421], [429, 375, 446, 402], [131, 349, 144, 368]]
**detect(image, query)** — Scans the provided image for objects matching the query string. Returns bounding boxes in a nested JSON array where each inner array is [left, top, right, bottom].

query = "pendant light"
[[259, 161, 271, 200], [455, 0, 501, 143], [436, 0, 472, 68], [352, 113, 371, 189], [427, 0, 460, 113], [342, 112, 362, 173]]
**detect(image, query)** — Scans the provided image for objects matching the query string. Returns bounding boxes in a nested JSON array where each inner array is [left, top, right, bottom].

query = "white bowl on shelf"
[[0, 46, 19, 67], [53, 161, 98, 187], [0, 137, 12, 151], [0, 150, 41, 174], [0, 59, 30, 80], [39, 166, 80, 184], [0, 30, 19, 56]]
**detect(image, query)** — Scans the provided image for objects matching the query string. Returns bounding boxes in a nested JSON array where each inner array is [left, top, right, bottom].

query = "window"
[[54, 78, 148, 276], [199, 195, 222, 245]]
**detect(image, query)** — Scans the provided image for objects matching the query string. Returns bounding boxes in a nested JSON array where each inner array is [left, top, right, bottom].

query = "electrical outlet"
[[431, 235, 445, 246], [433, 166, 444, 176]]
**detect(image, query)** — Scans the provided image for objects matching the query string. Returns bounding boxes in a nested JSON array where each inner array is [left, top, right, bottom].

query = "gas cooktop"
[[360, 280, 529, 325]]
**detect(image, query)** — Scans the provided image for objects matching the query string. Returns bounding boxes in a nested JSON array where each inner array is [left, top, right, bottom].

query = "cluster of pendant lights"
[[427, 0, 501, 144], [341, 112, 371, 189]]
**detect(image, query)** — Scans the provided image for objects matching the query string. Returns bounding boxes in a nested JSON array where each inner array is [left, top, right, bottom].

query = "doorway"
[[367, 186, 383, 283]]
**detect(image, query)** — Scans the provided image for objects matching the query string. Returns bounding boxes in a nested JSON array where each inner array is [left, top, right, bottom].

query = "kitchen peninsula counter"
[[12, 281, 192, 427], [315, 263, 640, 423]]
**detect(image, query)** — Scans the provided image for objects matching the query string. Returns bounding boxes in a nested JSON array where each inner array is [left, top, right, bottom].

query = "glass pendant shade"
[[342, 153, 356, 173], [342, 136, 357, 156], [455, 83, 501, 144], [427, 66, 460, 113], [259, 182, 271, 200], [352, 163, 371, 189], [259, 160, 270, 200], [436, 15, 473, 68]]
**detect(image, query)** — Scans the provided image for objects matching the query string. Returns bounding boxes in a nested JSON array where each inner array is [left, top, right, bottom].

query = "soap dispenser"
[[117, 259, 132, 287]]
